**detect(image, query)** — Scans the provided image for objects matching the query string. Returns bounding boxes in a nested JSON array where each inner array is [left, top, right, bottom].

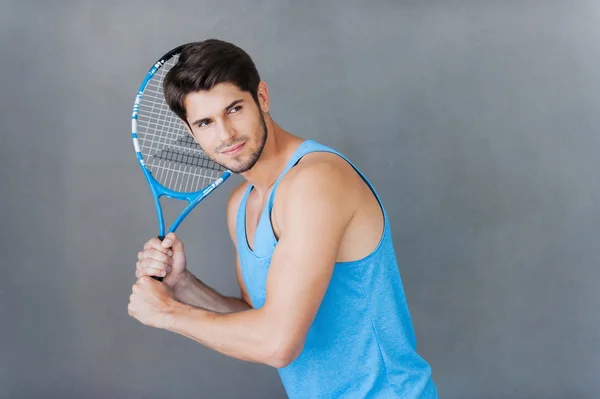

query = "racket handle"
[[152, 235, 166, 282]]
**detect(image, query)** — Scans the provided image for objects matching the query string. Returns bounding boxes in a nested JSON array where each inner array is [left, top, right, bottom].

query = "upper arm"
[[226, 182, 253, 307], [262, 160, 356, 359]]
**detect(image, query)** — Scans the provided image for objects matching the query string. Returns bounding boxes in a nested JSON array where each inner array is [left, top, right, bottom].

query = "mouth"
[[221, 142, 245, 156]]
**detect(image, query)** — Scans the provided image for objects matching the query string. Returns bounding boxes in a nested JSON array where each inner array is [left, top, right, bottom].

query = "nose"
[[216, 118, 236, 142]]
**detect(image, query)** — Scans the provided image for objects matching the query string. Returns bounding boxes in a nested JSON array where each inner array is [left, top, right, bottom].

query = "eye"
[[198, 119, 211, 128], [229, 105, 242, 114]]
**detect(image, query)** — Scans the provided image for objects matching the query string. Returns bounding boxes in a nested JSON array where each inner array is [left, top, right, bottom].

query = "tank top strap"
[[264, 140, 314, 213], [266, 140, 386, 218], [235, 183, 254, 254]]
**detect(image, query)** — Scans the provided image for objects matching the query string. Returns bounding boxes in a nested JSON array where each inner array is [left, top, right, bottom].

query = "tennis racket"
[[131, 44, 232, 281]]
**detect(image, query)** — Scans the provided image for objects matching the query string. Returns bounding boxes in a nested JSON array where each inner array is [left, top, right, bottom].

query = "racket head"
[[131, 44, 231, 236]]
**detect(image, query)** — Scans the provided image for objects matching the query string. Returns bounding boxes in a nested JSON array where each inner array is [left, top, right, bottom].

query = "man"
[[128, 39, 438, 398]]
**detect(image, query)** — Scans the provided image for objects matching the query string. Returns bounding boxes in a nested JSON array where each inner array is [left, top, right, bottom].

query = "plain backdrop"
[[2, 1, 600, 398]]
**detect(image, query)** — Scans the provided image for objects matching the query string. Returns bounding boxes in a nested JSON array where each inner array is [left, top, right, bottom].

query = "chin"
[[227, 160, 256, 174], [217, 130, 266, 173], [226, 153, 260, 174]]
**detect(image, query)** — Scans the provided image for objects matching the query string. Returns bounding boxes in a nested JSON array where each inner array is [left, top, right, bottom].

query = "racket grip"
[[152, 235, 166, 282]]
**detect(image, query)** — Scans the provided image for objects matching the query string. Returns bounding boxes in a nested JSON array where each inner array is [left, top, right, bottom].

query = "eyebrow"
[[190, 99, 244, 127]]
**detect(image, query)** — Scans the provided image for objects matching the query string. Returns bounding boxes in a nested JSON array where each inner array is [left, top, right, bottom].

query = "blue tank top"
[[236, 140, 438, 398]]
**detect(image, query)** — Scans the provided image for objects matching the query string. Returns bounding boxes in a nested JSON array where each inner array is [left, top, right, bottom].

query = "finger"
[[163, 232, 184, 252], [138, 275, 153, 285], [143, 237, 160, 250], [143, 238, 170, 254], [135, 267, 170, 278], [136, 266, 168, 278], [140, 248, 172, 264], [137, 258, 170, 274]]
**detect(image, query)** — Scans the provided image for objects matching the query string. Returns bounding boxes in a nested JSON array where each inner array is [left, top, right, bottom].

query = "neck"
[[240, 116, 304, 195]]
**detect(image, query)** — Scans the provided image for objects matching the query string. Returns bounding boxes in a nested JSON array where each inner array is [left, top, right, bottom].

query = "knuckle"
[[148, 250, 167, 263], [153, 249, 165, 258], [145, 238, 160, 249], [153, 246, 167, 255]]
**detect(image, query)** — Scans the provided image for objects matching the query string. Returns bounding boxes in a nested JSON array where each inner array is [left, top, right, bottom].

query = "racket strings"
[[153, 136, 223, 171], [136, 55, 226, 193]]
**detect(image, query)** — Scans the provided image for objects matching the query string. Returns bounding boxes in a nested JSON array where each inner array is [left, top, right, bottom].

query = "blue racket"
[[131, 44, 231, 281]]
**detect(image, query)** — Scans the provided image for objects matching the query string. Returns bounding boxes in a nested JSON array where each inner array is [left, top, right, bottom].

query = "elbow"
[[264, 334, 304, 369]]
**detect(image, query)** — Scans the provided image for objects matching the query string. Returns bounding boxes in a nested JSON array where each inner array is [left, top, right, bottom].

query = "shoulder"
[[273, 152, 361, 231], [226, 181, 250, 243], [278, 152, 361, 200]]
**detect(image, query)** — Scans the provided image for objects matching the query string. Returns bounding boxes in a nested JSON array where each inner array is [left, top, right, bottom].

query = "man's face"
[[183, 83, 267, 174]]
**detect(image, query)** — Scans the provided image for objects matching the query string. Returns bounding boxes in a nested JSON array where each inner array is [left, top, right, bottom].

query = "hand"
[[128, 275, 181, 329], [136, 233, 187, 289]]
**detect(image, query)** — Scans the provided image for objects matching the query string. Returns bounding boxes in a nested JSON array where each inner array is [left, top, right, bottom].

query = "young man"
[[128, 39, 438, 398]]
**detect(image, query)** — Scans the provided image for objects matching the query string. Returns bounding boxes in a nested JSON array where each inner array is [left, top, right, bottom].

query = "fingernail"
[[162, 270, 166, 276], [168, 250, 173, 256], [163, 240, 172, 247]]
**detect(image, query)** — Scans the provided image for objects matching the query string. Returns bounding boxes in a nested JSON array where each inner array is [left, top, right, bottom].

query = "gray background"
[[2, 1, 600, 398]]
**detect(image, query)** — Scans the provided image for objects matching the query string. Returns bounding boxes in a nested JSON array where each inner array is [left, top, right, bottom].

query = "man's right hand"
[[136, 232, 187, 289]]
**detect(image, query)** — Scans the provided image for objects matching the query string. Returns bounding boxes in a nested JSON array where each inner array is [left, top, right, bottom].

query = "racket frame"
[[131, 44, 232, 237]]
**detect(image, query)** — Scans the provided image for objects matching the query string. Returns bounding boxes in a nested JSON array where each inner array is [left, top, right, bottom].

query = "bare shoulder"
[[272, 151, 383, 262], [272, 152, 363, 231], [278, 152, 362, 201], [226, 181, 250, 243]]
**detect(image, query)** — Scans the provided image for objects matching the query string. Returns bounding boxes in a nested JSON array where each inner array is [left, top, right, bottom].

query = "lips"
[[221, 142, 245, 155]]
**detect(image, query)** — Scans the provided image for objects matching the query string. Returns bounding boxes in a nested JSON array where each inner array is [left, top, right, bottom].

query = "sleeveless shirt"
[[235, 140, 438, 398]]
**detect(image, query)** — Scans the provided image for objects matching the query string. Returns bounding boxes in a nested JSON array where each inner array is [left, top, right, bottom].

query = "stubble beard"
[[214, 112, 268, 174]]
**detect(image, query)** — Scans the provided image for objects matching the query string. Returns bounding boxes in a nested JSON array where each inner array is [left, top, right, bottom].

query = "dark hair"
[[163, 39, 261, 122]]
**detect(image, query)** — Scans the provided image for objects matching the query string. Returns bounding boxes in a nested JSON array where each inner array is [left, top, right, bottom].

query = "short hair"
[[163, 39, 261, 122]]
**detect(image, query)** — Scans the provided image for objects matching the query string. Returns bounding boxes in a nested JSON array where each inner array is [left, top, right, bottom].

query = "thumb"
[[162, 232, 184, 252]]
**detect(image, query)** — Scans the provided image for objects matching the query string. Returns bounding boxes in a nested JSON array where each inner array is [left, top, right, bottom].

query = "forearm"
[[173, 270, 251, 313], [165, 304, 292, 367]]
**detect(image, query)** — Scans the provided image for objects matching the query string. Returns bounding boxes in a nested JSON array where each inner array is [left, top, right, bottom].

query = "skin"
[[128, 80, 385, 368]]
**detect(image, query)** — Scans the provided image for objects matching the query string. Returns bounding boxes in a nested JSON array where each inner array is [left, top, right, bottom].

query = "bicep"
[[235, 252, 253, 307], [263, 231, 340, 347], [262, 164, 354, 346]]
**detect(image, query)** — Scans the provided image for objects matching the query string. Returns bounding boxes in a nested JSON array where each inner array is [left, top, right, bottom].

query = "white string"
[[150, 161, 216, 180]]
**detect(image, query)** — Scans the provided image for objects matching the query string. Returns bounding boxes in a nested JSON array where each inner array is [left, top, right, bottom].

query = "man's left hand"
[[128, 276, 180, 329]]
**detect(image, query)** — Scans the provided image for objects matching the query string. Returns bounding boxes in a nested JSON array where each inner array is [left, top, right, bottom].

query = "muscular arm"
[[172, 182, 253, 313], [173, 268, 250, 313], [163, 161, 355, 367]]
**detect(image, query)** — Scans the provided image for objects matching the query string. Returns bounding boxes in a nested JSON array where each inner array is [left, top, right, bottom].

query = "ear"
[[257, 81, 270, 113]]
